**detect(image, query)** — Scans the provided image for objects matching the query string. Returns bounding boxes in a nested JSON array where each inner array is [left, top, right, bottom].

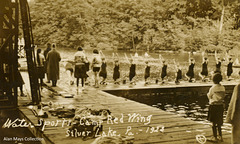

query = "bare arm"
[[202, 51, 205, 62], [207, 87, 213, 100], [159, 54, 163, 65], [130, 54, 136, 63], [124, 53, 130, 64], [215, 50, 218, 62], [100, 50, 105, 58], [58, 53, 61, 62]]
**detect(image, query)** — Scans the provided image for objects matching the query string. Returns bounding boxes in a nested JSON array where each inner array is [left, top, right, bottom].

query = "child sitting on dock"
[[207, 73, 225, 142], [113, 53, 120, 84], [99, 51, 107, 85]]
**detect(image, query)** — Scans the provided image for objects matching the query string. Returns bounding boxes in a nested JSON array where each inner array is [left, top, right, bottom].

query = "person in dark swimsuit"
[[99, 57, 107, 85], [215, 58, 222, 74], [158, 54, 167, 84], [186, 57, 195, 82], [113, 53, 120, 84], [144, 61, 150, 85], [113, 60, 120, 84], [92, 49, 102, 88], [176, 67, 182, 84], [227, 57, 233, 81], [214, 51, 222, 74], [125, 53, 137, 85], [161, 60, 167, 83], [174, 60, 182, 84], [129, 59, 136, 84], [199, 52, 209, 82]]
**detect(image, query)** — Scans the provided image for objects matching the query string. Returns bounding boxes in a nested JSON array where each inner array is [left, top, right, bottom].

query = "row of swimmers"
[[110, 51, 234, 84], [185, 51, 235, 83], [65, 49, 237, 89]]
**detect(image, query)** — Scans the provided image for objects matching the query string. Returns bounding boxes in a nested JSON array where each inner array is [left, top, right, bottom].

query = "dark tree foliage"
[[29, 0, 240, 52]]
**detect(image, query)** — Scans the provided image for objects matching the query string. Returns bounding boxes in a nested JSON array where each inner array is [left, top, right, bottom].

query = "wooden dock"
[[17, 74, 235, 144]]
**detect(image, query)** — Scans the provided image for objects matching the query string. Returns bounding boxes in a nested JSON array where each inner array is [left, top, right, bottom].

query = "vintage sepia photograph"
[[1, 0, 240, 143]]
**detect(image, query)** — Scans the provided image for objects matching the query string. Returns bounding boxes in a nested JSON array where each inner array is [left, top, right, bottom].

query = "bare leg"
[[76, 78, 79, 87], [66, 70, 74, 85], [217, 124, 223, 141], [94, 72, 99, 87], [81, 78, 85, 87], [19, 85, 25, 96]]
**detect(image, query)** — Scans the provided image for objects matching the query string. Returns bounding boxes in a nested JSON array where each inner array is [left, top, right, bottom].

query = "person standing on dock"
[[43, 43, 51, 83], [36, 48, 45, 89], [143, 52, 151, 85], [99, 50, 107, 85], [125, 53, 136, 85], [226, 54, 233, 81], [160, 55, 167, 84], [92, 49, 102, 88], [226, 81, 240, 144], [113, 53, 120, 84], [144, 61, 151, 85], [46, 44, 61, 87], [174, 60, 182, 84], [74, 47, 86, 91], [207, 73, 225, 142], [185, 52, 195, 82], [199, 52, 209, 82], [214, 51, 222, 74]]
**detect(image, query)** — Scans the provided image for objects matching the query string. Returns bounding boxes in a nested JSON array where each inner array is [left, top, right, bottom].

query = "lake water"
[[105, 87, 233, 134]]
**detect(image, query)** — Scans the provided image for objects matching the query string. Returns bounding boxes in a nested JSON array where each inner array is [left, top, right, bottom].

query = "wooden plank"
[[18, 79, 234, 144]]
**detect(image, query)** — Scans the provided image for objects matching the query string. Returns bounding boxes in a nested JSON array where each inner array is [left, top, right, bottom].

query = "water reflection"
[[152, 94, 232, 133]]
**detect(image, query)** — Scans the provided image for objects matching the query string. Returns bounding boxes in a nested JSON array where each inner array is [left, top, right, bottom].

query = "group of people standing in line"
[[185, 51, 235, 83], [35, 44, 105, 92], [36, 44, 237, 91]]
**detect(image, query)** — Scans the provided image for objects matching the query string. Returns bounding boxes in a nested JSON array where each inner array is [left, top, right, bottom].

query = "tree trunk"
[[219, 2, 225, 34]]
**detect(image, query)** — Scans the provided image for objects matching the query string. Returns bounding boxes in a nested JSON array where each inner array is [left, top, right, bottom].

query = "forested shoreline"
[[29, 0, 240, 52]]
